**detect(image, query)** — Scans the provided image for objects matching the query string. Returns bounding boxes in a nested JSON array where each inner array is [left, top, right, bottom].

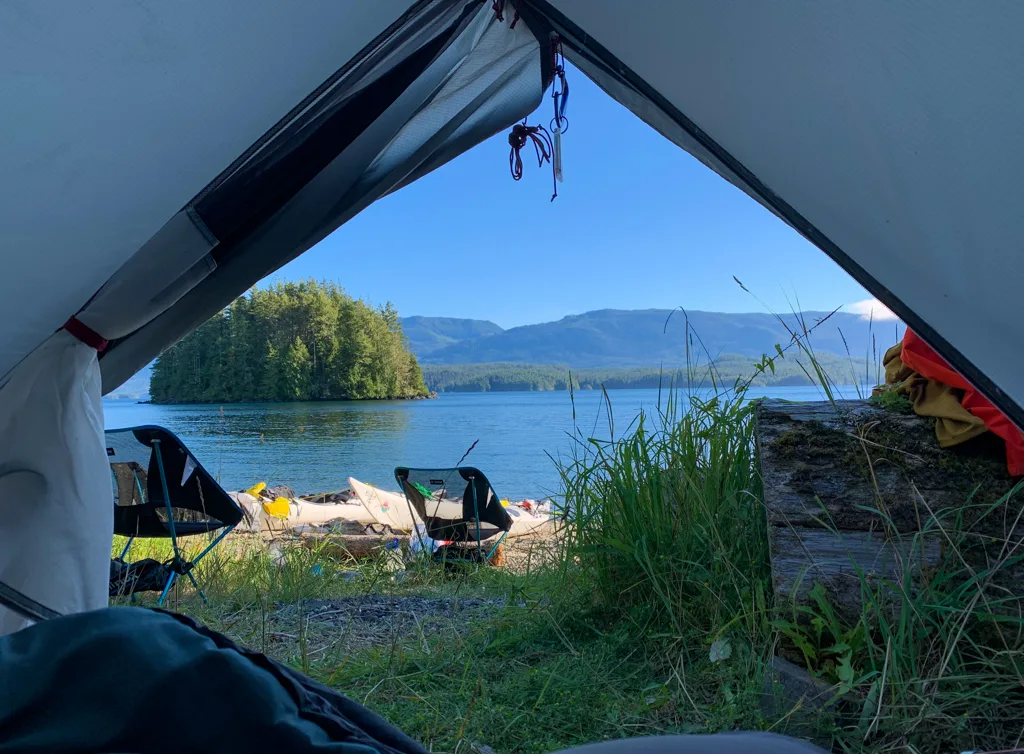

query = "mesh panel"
[[106, 427, 234, 532], [399, 468, 470, 510], [154, 508, 217, 525], [154, 473, 218, 525], [395, 467, 511, 544], [105, 430, 152, 475], [111, 462, 146, 507]]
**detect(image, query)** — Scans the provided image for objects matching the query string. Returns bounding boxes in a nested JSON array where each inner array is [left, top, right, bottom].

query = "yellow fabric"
[[262, 496, 290, 521], [879, 341, 987, 447], [245, 481, 267, 497]]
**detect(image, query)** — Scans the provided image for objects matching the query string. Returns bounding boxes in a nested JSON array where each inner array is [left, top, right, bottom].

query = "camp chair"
[[106, 426, 243, 605], [394, 467, 512, 563]]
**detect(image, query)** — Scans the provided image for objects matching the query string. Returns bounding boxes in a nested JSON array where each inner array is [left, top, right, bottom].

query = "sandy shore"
[[217, 519, 563, 575]]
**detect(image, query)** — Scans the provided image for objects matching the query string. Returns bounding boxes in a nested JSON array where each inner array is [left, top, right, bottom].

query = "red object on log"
[[901, 328, 1024, 476]]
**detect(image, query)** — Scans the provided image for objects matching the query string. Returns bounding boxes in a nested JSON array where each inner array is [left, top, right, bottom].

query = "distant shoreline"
[[109, 353, 881, 401], [420, 355, 878, 394], [145, 392, 438, 406]]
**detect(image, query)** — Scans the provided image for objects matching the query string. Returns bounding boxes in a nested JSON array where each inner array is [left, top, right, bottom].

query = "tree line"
[[421, 352, 874, 393], [150, 280, 430, 403]]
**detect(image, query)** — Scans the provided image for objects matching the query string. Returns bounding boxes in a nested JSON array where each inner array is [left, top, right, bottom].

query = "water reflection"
[[171, 401, 411, 441], [104, 386, 857, 500]]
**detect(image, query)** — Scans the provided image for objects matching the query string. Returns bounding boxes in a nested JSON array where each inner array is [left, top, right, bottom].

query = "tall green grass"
[[557, 389, 767, 636], [554, 380, 775, 733], [771, 482, 1024, 752], [125, 308, 1023, 752], [552, 321, 1024, 751]]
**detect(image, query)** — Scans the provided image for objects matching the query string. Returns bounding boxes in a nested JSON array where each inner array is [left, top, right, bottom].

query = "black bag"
[[109, 558, 171, 597]]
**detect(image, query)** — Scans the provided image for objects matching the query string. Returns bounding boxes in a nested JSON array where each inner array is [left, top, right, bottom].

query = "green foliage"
[[870, 385, 914, 413], [140, 307, 1021, 752], [771, 581, 867, 692], [150, 280, 430, 403], [552, 322, 1024, 751], [555, 388, 774, 728], [768, 489, 1024, 752], [422, 353, 866, 393]]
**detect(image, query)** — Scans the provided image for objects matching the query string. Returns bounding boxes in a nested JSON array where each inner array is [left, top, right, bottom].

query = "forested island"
[[150, 281, 430, 403], [148, 281, 879, 402], [421, 352, 873, 393]]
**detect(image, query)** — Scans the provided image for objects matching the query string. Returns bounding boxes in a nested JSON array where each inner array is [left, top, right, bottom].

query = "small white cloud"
[[845, 298, 900, 322]]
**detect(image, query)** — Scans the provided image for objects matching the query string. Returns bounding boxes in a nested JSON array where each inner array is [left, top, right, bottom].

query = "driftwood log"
[[300, 532, 409, 561], [297, 532, 507, 565], [756, 399, 1023, 621]]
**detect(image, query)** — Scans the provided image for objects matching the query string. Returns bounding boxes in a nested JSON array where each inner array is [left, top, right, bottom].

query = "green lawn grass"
[[118, 365, 1024, 753]]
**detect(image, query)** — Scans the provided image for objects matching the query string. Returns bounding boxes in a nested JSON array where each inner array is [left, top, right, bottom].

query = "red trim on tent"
[[902, 329, 1024, 476], [62, 316, 108, 353]]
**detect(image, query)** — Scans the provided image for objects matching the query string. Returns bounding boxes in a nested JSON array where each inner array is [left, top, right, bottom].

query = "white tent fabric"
[[3, 0, 1024, 630], [542, 0, 1024, 426], [0, 0, 418, 383], [0, 332, 110, 634], [0, 0, 543, 631], [0, 204, 227, 632], [98, 2, 544, 393], [78, 211, 217, 342]]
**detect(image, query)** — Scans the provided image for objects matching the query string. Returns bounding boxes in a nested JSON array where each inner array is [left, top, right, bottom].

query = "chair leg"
[[470, 481, 482, 560], [184, 569, 208, 605], [485, 531, 507, 561], [151, 439, 184, 564], [183, 525, 233, 605], [157, 571, 177, 607], [152, 439, 229, 607], [192, 525, 235, 563]]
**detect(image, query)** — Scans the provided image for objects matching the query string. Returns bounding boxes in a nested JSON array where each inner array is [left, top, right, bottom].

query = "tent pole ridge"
[[188, 0, 445, 209], [522, 0, 1024, 432]]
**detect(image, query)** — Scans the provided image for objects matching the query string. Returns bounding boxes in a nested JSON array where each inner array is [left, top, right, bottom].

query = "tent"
[[2, 0, 1023, 630]]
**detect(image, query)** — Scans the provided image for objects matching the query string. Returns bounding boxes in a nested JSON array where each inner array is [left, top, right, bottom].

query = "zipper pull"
[[553, 127, 563, 184]]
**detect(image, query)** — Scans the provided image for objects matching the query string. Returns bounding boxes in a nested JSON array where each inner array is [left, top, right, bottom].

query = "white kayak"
[[348, 477, 558, 538], [504, 505, 559, 538], [348, 477, 451, 531], [348, 477, 409, 529], [285, 497, 377, 527], [228, 489, 377, 531]]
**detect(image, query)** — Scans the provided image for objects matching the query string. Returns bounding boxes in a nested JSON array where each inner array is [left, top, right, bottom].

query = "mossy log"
[[299, 533, 408, 561], [298, 532, 506, 565], [756, 399, 1022, 620]]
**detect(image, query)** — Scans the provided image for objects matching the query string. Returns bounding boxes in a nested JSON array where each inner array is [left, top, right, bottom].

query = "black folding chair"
[[394, 467, 512, 563], [106, 426, 243, 605]]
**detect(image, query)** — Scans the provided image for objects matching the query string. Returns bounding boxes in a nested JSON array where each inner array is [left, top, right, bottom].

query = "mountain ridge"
[[106, 308, 899, 397], [400, 315, 504, 356], [402, 309, 900, 368]]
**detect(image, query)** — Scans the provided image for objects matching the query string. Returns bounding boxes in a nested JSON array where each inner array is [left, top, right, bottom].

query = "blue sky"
[[274, 63, 883, 330]]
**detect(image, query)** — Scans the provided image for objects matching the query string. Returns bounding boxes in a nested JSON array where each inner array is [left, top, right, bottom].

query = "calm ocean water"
[[103, 386, 861, 500]]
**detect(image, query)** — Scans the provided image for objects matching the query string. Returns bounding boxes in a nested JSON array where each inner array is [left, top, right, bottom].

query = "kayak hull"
[[228, 490, 377, 531], [349, 477, 423, 531]]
